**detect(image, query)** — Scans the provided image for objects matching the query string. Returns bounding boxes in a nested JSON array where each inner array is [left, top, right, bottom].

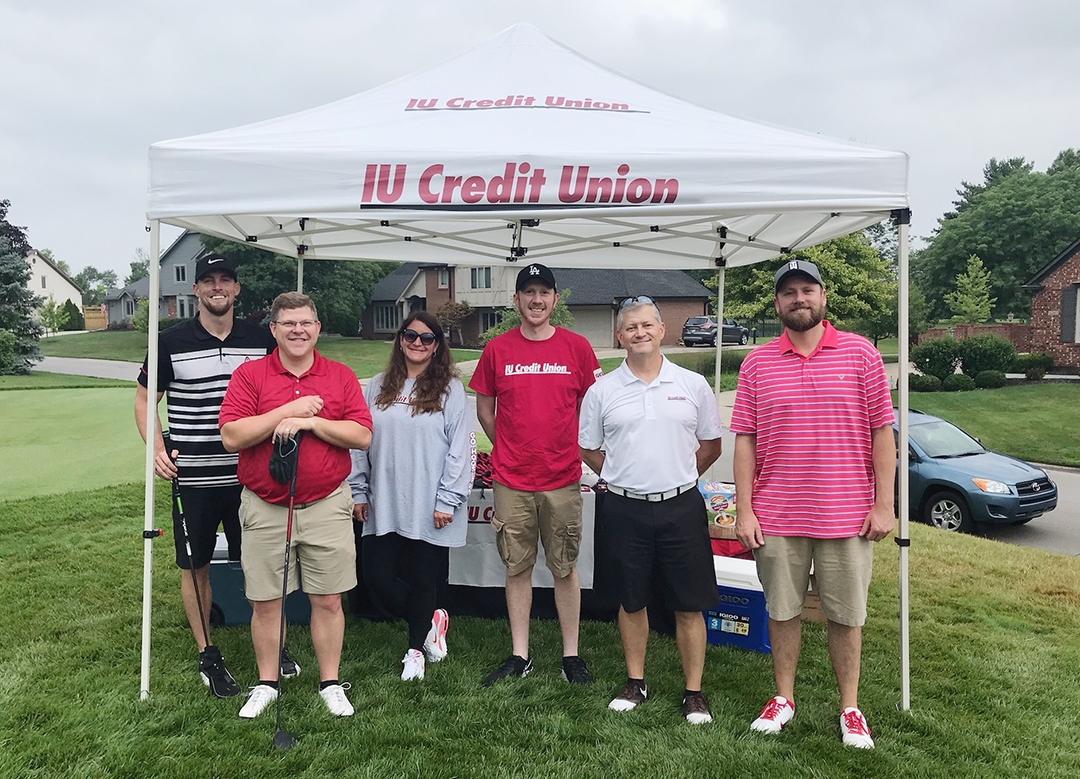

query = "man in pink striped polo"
[[731, 259, 895, 750]]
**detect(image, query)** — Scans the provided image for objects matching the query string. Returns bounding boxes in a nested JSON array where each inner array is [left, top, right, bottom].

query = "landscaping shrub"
[[60, 300, 84, 330], [911, 337, 961, 380], [942, 373, 976, 392], [1012, 352, 1054, 381], [974, 370, 1007, 389], [958, 334, 1017, 377], [0, 328, 15, 374], [909, 374, 942, 392], [158, 317, 186, 330]]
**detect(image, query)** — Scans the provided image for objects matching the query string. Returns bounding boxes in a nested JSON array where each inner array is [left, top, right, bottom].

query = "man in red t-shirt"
[[470, 263, 602, 687], [731, 260, 895, 749], [219, 292, 372, 720]]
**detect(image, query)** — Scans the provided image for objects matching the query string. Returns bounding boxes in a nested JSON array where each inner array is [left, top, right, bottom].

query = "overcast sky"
[[2, 0, 1077, 279]]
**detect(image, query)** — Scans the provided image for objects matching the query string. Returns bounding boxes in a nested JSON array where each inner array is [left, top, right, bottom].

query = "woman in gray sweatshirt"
[[348, 311, 476, 681]]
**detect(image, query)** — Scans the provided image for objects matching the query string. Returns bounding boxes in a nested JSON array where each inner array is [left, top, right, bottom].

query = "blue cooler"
[[208, 533, 311, 627], [704, 556, 770, 654]]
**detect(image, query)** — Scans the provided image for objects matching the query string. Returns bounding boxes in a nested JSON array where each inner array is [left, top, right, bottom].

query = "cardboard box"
[[704, 556, 770, 654], [208, 533, 312, 627]]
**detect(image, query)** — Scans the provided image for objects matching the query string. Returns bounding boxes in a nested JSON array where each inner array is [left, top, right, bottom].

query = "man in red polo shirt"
[[731, 260, 894, 749], [219, 292, 372, 720]]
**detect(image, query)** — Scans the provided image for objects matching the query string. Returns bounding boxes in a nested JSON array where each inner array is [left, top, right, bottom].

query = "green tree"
[[61, 299, 84, 330], [945, 254, 996, 323], [198, 236, 395, 335], [434, 300, 473, 346], [0, 237, 44, 374], [907, 286, 932, 341], [713, 232, 895, 329], [913, 151, 1080, 319], [0, 329, 16, 374], [37, 248, 71, 275], [480, 288, 575, 343], [125, 248, 149, 286], [38, 297, 70, 337], [0, 200, 31, 258], [132, 298, 151, 333], [72, 266, 119, 306], [940, 157, 1033, 223]]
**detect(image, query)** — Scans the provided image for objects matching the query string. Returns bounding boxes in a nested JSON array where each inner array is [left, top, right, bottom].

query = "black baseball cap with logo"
[[774, 259, 823, 293], [515, 263, 557, 292], [194, 254, 238, 282]]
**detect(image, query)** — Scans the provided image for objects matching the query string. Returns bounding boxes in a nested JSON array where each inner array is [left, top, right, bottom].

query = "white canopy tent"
[[141, 22, 912, 706]]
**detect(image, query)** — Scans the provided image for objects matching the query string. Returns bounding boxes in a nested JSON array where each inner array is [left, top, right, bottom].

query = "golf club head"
[[273, 728, 298, 750]]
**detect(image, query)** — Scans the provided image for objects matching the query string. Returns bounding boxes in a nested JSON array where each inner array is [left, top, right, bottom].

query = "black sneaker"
[[561, 655, 593, 684], [682, 692, 713, 724], [279, 647, 301, 679], [199, 645, 241, 698], [608, 679, 648, 711], [481, 654, 532, 687]]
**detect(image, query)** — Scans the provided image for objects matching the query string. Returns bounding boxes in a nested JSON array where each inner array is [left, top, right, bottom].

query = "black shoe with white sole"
[[279, 647, 300, 679], [481, 654, 532, 687], [199, 645, 241, 698]]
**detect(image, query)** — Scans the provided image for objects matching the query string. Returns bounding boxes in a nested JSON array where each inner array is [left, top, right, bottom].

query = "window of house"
[[374, 303, 400, 332], [437, 268, 449, 289], [178, 297, 188, 318], [41, 276, 47, 289], [125, 299, 135, 316], [471, 267, 491, 289], [175, 265, 187, 283], [481, 310, 502, 332]]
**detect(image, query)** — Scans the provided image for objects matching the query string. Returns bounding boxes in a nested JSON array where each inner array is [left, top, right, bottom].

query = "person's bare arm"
[[476, 393, 496, 442], [860, 425, 897, 542], [695, 438, 722, 475], [134, 384, 176, 480], [733, 434, 764, 549], [280, 416, 371, 451], [580, 446, 605, 477], [220, 395, 324, 453]]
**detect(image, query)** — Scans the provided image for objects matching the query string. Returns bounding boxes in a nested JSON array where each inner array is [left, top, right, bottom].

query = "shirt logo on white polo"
[[667, 395, 689, 401]]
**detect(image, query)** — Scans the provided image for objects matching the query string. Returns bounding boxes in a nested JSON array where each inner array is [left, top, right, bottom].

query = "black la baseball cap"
[[194, 254, 238, 282], [515, 263, 557, 292], [774, 259, 823, 293]]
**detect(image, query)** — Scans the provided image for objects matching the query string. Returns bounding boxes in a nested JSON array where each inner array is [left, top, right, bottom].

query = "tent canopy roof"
[[147, 23, 908, 269]]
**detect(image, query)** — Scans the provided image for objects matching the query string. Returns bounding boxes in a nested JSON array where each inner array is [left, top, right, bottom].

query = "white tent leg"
[[897, 214, 911, 711], [296, 256, 305, 292], [713, 264, 726, 395], [140, 221, 162, 700]]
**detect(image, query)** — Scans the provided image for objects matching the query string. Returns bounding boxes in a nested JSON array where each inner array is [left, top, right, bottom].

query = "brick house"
[[1022, 236, 1080, 368], [361, 264, 711, 347]]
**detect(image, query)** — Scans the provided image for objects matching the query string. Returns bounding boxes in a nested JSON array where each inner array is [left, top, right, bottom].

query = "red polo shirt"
[[219, 348, 372, 505], [729, 321, 894, 538]]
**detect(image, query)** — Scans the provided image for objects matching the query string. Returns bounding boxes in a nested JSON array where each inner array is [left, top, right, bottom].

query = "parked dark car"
[[894, 409, 1057, 533], [681, 316, 750, 346]]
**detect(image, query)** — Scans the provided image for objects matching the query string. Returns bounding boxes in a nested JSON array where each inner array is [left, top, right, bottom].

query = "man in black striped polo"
[[135, 253, 276, 697]]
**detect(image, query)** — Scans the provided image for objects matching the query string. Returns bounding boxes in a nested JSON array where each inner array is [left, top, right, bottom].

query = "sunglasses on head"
[[402, 329, 436, 345], [618, 295, 654, 310]]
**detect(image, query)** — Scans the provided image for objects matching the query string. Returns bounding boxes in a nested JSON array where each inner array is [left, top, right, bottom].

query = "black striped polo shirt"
[[139, 317, 276, 488]]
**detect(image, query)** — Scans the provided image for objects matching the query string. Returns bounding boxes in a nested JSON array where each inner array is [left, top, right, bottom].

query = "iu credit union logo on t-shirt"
[[504, 362, 571, 376]]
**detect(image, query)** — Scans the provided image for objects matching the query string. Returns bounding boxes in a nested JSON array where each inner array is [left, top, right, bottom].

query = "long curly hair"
[[374, 310, 458, 415]]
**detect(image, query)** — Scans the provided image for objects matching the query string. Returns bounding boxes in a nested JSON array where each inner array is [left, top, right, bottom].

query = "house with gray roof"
[[361, 262, 711, 347], [105, 231, 206, 325]]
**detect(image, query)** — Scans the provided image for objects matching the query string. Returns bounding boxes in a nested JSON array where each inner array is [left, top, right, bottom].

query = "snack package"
[[697, 481, 737, 528]]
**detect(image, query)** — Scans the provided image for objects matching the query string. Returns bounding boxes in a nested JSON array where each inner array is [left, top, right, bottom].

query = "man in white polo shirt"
[[579, 297, 723, 724], [731, 259, 895, 749]]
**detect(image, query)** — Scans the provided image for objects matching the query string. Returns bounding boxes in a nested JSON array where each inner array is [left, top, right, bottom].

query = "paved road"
[[39, 356, 141, 381]]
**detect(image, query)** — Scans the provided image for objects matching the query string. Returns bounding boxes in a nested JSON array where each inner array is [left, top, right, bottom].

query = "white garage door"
[[571, 306, 615, 347]]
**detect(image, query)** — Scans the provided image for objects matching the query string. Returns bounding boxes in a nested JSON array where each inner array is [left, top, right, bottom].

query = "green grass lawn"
[[2, 482, 1079, 778], [894, 383, 1080, 467], [0, 372, 133, 390]]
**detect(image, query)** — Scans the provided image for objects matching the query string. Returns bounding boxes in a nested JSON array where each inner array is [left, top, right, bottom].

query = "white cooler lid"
[[713, 555, 764, 592]]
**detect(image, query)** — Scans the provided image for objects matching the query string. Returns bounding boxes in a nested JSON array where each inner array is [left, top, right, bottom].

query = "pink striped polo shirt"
[[729, 321, 894, 538]]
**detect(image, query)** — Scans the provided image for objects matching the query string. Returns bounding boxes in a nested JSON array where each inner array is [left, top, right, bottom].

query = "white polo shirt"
[[579, 357, 723, 494]]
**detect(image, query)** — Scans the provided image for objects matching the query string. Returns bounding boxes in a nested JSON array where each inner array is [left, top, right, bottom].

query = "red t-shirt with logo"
[[469, 327, 601, 491]]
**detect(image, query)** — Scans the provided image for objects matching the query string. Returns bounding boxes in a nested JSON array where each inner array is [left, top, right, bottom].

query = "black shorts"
[[606, 488, 719, 614], [171, 485, 242, 569]]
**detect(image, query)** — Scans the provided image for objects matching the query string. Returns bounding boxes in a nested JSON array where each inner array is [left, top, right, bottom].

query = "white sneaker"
[[423, 608, 449, 662], [840, 707, 875, 749], [319, 683, 354, 717], [401, 649, 426, 681], [238, 684, 278, 719], [751, 695, 795, 733]]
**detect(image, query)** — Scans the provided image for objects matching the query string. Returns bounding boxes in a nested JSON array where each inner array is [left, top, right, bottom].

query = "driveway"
[[38, 356, 141, 381]]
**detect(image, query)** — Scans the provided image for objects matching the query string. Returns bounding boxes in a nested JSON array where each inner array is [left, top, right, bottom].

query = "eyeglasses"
[[273, 319, 318, 329], [618, 295, 654, 310], [402, 329, 436, 345]]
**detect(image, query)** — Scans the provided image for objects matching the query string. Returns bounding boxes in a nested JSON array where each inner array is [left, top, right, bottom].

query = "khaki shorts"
[[492, 481, 582, 578], [239, 484, 357, 602], [753, 535, 874, 627]]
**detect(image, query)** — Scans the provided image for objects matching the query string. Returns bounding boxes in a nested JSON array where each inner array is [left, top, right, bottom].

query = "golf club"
[[271, 432, 301, 751], [164, 434, 237, 699]]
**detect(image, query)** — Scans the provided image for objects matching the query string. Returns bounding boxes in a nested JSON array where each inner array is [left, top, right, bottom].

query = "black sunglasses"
[[402, 329, 436, 345], [618, 295, 655, 310]]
